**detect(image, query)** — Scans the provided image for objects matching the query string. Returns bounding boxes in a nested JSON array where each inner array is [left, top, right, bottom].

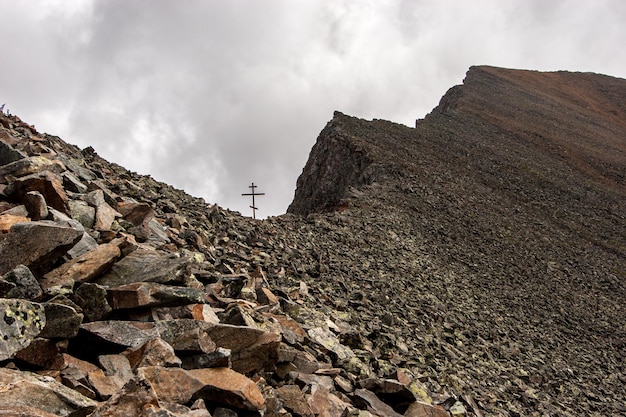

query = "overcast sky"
[[1, 1, 625, 218]]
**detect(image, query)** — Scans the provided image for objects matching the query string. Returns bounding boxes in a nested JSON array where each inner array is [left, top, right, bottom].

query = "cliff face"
[[1, 66, 625, 417]]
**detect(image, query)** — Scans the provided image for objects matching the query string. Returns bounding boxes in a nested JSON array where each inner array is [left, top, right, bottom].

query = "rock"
[[357, 378, 417, 410], [180, 347, 231, 370], [66, 232, 99, 259], [0, 405, 60, 417], [154, 319, 216, 354], [85, 354, 134, 400], [88, 378, 161, 417], [10, 170, 68, 213], [0, 368, 97, 416], [404, 402, 451, 417], [0, 298, 45, 360], [23, 190, 48, 220], [263, 312, 307, 344], [68, 200, 96, 229], [0, 264, 43, 300], [277, 384, 315, 417], [62, 171, 88, 194], [0, 213, 29, 233], [205, 323, 281, 375], [0, 156, 63, 184], [152, 303, 220, 324], [0, 221, 82, 275], [39, 302, 83, 339], [60, 365, 97, 399], [40, 238, 124, 291], [352, 389, 404, 417], [116, 200, 155, 242], [124, 337, 182, 369], [14, 337, 61, 368], [0, 141, 26, 165], [308, 327, 355, 362], [138, 366, 266, 411], [73, 283, 112, 321], [95, 248, 188, 287], [307, 385, 352, 417], [107, 281, 205, 310], [79, 320, 159, 349]]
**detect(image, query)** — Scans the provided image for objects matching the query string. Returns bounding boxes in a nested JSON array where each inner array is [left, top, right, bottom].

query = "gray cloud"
[[1, 0, 625, 217]]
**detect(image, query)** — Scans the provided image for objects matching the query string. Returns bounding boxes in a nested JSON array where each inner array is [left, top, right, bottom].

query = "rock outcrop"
[[1, 65, 625, 416]]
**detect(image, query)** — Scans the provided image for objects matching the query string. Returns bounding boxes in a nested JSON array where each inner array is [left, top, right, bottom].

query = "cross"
[[241, 182, 265, 219]]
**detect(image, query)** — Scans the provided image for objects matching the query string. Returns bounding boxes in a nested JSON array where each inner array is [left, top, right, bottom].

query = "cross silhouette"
[[241, 182, 265, 219]]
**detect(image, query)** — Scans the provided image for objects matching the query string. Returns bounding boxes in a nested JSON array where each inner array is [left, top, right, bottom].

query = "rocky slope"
[[1, 65, 625, 417]]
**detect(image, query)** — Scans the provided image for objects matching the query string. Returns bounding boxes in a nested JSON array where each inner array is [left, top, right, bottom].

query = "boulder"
[[0, 264, 43, 300], [23, 190, 48, 220], [352, 389, 404, 417], [0, 213, 29, 233], [276, 385, 315, 417], [0, 368, 97, 417], [0, 221, 82, 275], [10, 170, 68, 213], [40, 238, 124, 291], [95, 248, 188, 287], [0, 156, 64, 184], [0, 298, 45, 360], [39, 302, 83, 339], [107, 281, 205, 310], [79, 320, 159, 349], [124, 337, 182, 369], [138, 366, 266, 412], [154, 319, 216, 354], [73, 283, 112, 321]]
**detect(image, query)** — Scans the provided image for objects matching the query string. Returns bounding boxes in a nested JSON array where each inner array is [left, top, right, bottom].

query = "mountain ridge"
[[0, 65, 624, 416]]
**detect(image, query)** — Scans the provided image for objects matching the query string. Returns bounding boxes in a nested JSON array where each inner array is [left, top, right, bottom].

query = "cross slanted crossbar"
[[241, 182, 265, 219]]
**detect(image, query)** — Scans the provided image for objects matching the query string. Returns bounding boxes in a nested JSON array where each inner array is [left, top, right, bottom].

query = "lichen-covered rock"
[[0, 298, 45, 360]]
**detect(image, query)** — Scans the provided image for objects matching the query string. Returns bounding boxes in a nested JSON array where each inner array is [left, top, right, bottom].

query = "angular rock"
[[10, 170, 68, 213], [308, 327, 355, 362], [79, 320, 159, 349], [39, 302, 83, 339], [0, 221, 82, 275], [0, 141, 26, 165], [205, 323, 282, 374], [0, 264, 43, 300], [14, 337, 61, 368], [277, 385, 315, 417], [152, 303, 220, 324], [0, 156, 63, 184], [154, 319, 216, 353], [404, 401, 451, 417], [181, 347, 232, 370], [0, 298, 45, 360], [124, 337, 182, 369], [357, 378, 417, 410], [66, 232, 99, 259], [40, 238, 124, 291], [0, 405, 60, 417], [73, 283, 112, 321], [138, 366, 266, 411], [307, 385, 352, 417], [62, 171, 89, 194], [88, 378, 161, 417], [95, 248, 188, 287], [60, 365, 97, 399], [107, 281, 205, 310], [116, 200, 155, 241], [352, 389, 404, 417], [0, 213, 29, 233], [68, 200, 96, 229], [263, 312, 307, 344], [0, 368, 97, 416], [94, 202, 121, 232], [23, 190, 48, 220], [86, 354, 134, 400]]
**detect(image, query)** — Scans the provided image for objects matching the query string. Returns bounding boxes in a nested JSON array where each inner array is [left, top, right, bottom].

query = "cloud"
[[1, 0, 625, 217]]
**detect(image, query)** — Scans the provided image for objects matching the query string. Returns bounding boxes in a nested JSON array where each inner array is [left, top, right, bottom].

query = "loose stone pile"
[[0, 113, 464, 416]]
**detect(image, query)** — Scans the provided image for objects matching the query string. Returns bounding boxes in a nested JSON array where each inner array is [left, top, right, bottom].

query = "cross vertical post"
[[241, 182, 265, 219]]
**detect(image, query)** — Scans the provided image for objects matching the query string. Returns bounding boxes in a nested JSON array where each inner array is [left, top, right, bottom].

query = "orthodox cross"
[[241, 182, 265, 219]]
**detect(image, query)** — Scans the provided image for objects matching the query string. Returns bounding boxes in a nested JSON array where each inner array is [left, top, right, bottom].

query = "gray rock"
[[73, 283, 112, 322], [0, 221, 83, 275], [80, 320, 159, 349], [0, 298, 46, 360], [0, 264, 43, 300], [39, 302, 83, 339], [107, 281, 205, 310], [23, 191, 48, 220]]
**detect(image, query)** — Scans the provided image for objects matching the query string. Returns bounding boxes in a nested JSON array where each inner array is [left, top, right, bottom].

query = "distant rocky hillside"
[[1, 66, 625, 417]]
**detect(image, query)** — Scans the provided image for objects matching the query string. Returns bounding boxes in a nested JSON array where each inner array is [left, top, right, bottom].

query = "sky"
[[1, 1, 625, 218]]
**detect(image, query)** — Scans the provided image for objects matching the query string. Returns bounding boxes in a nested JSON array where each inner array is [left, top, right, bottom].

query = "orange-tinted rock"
[[40, 238, 124, 291], [0, 213, 29, 233], [277, 385, 314, 417], [138, 366, 265, 411], [11, 170, 68, 214], [124, 337, 181, 369], [107, 281, 204, 310], [404, 401, 451, 417]]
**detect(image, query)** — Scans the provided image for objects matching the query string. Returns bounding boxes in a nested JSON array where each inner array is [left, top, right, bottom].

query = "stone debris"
[[2, 66, 625, 416]]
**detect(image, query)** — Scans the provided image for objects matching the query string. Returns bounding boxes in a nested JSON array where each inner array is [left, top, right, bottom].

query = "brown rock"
[[23, 190, 48, 220], [205, 323, 281, 375], [138, 366, 266, 411], [263, 312, 307, 344], [0, 298, 46, 361], [154, 319, 216, 353], [0, 367, 97, 416], [404, 401, 451, 417], [307, 385, 352, 417], [277, 384, 315, 417], [352, 389, 404, 417], [88, 378, 161, 417], [40, 238, 124, 291], [11, 170, 68, 213], [0, 221, 82, 275], [0, 213, 29, 233], [95, 248, 188, 287], [107, 281, 205, 310], [152, 303, 220, 324], [357, 378, 417, 410], [14, 337, 61, 368], [0, 405, 60, 417], [0, 156, 64, 184], [116, 200, 155, 241], [80, 320, 159, 349], [124, 337, 182, 369], [87, 354, 134, 400]]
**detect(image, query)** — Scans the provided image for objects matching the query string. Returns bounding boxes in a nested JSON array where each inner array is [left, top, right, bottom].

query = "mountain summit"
[[0, 66, 625, 416]]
